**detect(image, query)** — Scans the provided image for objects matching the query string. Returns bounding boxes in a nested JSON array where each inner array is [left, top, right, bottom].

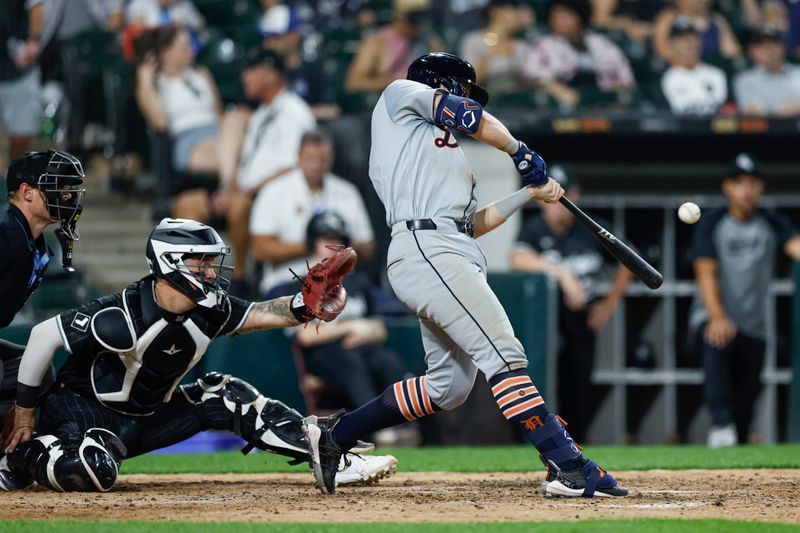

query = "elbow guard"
[[434, 93, 483, 135]]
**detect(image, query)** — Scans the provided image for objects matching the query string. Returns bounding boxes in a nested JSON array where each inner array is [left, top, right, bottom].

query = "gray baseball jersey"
[[369, 80, 478, 227], [369, 80, 529, 410]]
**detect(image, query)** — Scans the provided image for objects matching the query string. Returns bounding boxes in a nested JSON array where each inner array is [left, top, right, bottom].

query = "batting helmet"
[[146, 218, 232, 309], [306, 211, 350, 251], [6, 150, 85, 239], [407, 52, 489, 106]]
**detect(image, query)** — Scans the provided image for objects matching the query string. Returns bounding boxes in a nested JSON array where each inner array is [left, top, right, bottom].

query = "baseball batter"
[[304, 53, 627, 498]]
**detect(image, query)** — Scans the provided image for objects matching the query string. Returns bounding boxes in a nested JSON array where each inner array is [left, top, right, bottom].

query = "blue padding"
[[581, 459, 601, 497], [527, 414, 567, 445], [433, 93, 483, 134]]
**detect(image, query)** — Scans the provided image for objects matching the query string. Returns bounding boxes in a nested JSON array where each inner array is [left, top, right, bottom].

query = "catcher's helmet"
[[306, 211, 350, 251], [146, 218, 232, 309], [7, 150, 85, 239], [407, 52, 489, 106]]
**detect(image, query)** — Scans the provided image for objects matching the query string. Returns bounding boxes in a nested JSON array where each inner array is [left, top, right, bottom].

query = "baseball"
[[678, 202, 701, 224]]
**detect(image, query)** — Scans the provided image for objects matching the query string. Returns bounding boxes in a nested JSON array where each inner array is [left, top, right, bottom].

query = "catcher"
[[0, 218, 396, 492]]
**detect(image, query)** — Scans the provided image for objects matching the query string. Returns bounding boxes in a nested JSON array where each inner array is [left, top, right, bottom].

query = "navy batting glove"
[[511, 142, 548, 187]]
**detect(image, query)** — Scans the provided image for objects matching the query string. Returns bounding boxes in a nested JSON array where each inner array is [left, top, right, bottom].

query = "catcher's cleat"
[[0, 455, 33, 491], [334, 453, 397, 486], [303, 411, 345, 495], [350, 440, 375, 455], [541, 456, 628, 498]]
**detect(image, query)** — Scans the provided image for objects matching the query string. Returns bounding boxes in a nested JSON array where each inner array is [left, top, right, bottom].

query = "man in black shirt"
[[0, 150, 85, 437], [510, 166, 633, 441], [1, 218, 396, 492]]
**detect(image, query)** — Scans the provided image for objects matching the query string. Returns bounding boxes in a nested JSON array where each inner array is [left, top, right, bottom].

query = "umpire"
[[0, 150, 85, 438]]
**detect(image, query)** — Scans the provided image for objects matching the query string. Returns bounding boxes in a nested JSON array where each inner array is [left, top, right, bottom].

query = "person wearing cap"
[[734, 26, 800, 116], [0, 149, 85, 444], [688, 154, 800, 448], [510, 165, 633, 442], [250, 129, 374, 297], [524, 0, 635, 109], [459, 0, 536, 93], [346, 0, 445, 95], [653, 0, 741, 64], [660, 17, 728, 115]]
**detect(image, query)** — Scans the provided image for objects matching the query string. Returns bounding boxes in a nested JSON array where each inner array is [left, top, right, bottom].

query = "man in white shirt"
[[661, 17, 728, 116], [250, 129, 375, 296], [734, 26, 800, 116], [224, 48, 316, 294]]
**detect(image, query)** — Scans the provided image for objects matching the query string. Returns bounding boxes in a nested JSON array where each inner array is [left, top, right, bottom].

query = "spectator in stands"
[[660, 18, 728, 115], [735, 26, 800, 116], [250, 129, 375, 297], [592, 0, 669, 42], [274, 212, 407, 417], [790, 0, 800, 56], [226, 48, 316, 295], [510, 166, 633, 442], [689, 153, 800, 447], [260, 0, 302, 70], [525, 0, 636, 109], [133, 27, 249, 222], [346, 0, 445, 95], [459, 0, 536, 93], [125, 0, 205, 31], [653, 0, 742, 63], [0, 0, 44, 161]]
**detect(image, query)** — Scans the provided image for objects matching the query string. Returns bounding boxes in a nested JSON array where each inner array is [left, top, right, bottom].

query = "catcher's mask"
[[6, 149, 86, 239], [407, 52, 489, 106], [146, 218, 233, 309]]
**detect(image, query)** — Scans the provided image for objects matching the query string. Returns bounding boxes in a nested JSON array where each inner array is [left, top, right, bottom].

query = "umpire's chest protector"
[[59, 278, 239, 416]]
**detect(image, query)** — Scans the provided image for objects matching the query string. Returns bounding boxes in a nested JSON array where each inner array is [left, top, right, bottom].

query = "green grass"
[[0, 520, 797, 533], [121, 444, 800, 475]]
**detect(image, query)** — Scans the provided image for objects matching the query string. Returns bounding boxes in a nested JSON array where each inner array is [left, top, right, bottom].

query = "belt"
[[405, 218, 474, 237]]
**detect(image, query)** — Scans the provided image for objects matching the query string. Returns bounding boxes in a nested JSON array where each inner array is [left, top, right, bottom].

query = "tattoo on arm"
[[238, 296, 300, 333]]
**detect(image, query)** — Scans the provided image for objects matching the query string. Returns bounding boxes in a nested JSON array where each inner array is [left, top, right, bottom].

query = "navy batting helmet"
[[407, 52, 489, 106], [306, 211, 350, 251]]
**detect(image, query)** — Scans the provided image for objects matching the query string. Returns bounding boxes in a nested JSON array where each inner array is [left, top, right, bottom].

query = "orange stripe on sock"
[[503, 397, 544, 419], [420, 376, 434, 415], [393, 381, 415, 421], [496, 386, 539, 408], [406, 378, 425, 418], [491, 376, 532, 396]]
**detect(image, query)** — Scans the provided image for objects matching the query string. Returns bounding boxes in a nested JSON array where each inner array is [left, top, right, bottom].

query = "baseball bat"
[[559, 197, 663, 289]]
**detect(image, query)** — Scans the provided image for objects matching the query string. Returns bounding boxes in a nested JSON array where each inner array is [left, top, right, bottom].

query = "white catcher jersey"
[[369, 80, 478, 227]]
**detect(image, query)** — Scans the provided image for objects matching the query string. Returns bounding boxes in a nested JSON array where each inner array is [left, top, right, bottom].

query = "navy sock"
[[332, 376, 438, 449], [489, 369, 582, 471]]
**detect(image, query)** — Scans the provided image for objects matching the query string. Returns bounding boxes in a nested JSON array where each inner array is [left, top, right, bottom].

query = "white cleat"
[[334, 454, 397, 486], [707, 424, 737, 448], [0, 455, 33, 491]]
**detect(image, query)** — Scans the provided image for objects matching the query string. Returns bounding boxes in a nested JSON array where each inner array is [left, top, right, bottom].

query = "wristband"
[[502, 139, 520, 155], [494, 187, 532, 220], [289, 292, 310, 323]]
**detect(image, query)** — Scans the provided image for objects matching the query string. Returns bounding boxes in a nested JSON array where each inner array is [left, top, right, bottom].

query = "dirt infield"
[[3, 470, 798, 524]]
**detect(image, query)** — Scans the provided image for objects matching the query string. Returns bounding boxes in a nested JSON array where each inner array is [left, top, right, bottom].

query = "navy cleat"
[[303, 411, 345, 495], [542, 456, 628, 498]]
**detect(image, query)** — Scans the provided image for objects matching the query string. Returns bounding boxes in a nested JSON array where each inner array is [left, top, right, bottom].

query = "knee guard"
[[10, 428, 126, 492], [181, 372, 308, 462]]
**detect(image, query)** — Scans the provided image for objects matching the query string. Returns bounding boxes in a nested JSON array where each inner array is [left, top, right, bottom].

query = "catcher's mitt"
[[294, 246, 357, 322]]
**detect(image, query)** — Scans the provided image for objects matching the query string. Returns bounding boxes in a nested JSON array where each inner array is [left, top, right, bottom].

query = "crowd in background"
[[1, 0, 799, 446]]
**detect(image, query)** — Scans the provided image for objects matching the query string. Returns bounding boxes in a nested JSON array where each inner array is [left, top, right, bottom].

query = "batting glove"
[[511, 142, 548, 187]]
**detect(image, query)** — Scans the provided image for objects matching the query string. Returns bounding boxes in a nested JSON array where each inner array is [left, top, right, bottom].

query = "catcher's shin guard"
[[181, 372, 309, 462], [6, 428, 126, 492]]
